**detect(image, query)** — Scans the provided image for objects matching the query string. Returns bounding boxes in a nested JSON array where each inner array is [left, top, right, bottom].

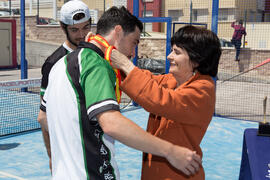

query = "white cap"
[[60, 0, 91, 25]]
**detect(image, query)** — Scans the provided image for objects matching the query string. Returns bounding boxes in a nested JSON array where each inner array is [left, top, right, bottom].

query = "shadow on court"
[[0, 143, 21, 150]]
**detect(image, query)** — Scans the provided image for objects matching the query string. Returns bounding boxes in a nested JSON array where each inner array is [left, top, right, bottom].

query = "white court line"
[[0, 171, 27, 180]]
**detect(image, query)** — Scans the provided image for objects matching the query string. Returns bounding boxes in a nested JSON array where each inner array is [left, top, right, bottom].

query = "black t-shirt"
[[40, 44, 70, 97]]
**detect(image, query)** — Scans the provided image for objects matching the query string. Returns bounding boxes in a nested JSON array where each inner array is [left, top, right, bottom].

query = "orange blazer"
[[121, 67, 216, 180]]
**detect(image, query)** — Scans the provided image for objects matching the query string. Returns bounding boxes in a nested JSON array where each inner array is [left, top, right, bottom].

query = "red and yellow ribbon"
[[88, 35, 122, 104]]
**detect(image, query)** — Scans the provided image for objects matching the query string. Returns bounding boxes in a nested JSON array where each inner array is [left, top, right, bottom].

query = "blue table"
[[239, 128, 270, 180]]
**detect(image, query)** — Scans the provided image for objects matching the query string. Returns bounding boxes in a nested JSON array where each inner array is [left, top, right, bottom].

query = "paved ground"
[[215, 80, 270, 122], [0, 110, 258, 180], [0, 67, 41, 81], [1, 67, 269, 123]]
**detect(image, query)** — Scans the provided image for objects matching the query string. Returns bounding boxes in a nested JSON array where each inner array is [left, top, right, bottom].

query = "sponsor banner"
[[0, 79, 41, 89]]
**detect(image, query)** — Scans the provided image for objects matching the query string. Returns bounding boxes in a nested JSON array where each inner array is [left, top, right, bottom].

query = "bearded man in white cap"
[[37, 0, 91, 171]]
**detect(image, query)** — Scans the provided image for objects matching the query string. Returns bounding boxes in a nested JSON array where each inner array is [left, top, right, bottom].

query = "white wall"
[[245, 23, 270, 49]]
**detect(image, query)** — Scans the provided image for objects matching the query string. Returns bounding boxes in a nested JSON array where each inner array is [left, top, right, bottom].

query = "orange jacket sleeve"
[[121, 67, 215, 126]]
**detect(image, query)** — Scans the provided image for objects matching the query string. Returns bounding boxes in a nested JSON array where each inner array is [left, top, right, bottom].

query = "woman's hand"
[[85, 32, 135, 75], [110, 49, 135, 75]]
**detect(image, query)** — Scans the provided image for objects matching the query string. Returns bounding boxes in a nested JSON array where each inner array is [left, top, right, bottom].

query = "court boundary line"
[[0, 171, 27, 180]]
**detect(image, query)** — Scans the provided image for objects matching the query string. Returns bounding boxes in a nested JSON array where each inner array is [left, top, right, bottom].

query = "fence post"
[[133, 0, 139, 66], [211, 0, 219, 116], [211, 0, 219, 34], [132, 0, 139, 106]]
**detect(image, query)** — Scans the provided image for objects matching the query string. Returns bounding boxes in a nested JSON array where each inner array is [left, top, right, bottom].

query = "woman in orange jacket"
[[110, 25, 221, 180]]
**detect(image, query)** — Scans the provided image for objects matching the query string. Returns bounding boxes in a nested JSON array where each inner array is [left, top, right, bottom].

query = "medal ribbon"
[[88, 35, 122, 104]]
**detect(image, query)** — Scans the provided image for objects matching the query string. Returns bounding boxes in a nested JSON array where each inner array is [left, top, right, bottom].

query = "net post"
[[20, 0, 27, 80]]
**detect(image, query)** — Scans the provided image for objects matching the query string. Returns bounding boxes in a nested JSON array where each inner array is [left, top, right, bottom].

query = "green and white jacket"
[[42, 42, 120, 180]]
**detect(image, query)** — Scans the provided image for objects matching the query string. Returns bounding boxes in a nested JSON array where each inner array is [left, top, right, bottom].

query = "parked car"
[[47, 18, 59, 25], [38, 17, 59, 25]]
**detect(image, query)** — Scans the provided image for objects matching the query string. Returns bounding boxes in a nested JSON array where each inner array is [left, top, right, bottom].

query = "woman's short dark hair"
[[96, 6, 143, 36], [171, 25, 221, 77]]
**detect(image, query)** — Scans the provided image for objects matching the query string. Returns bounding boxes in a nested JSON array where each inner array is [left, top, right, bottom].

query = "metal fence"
[[129, 0, 270, 122], [10, 0, 270, 122]]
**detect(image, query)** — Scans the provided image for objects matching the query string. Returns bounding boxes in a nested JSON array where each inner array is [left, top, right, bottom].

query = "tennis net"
[[0, 79, 41, 136], [0, 78, 134, 137]]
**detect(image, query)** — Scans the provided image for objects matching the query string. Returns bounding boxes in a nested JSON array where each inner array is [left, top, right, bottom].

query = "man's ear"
[[114, 25, 123, 40], [60, 23, 68, 34]]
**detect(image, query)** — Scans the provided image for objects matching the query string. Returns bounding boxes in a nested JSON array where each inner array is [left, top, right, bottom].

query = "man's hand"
[[49, 158, 52, 173], [85, 31, 94, 42], [37, 110, 52, 172], [166, 145, 201, 176], [85, 32, 107, 53], [37, 110, 48, 131]]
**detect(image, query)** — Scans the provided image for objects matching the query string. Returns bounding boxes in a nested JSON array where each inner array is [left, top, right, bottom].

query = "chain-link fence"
[[1, 0, 269, 122], [127, 0, 270, 122]]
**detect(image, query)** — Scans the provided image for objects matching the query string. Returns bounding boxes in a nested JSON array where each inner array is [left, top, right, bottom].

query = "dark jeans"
[[233, 39, 242, 60]]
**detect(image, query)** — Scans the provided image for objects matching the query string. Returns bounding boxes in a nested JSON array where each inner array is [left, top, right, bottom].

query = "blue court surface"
[[0, 108, 257, 180]]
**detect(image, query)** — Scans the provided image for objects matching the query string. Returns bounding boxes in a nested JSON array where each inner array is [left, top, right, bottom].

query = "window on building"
[[168, 10, 183, 22], [218, 8, 235, 21], [141, 10, 153, 32], [265, 13, 270, 22], [142, 10, 153, 17], [257, 0, 265, 11], [0, 1, 8, 7], [256, 10, 263, 22], [249, 10, 256, 22], [192, 9, 208, 22], [193, 10, 198, 22], [218, 8, 229, 21], [145, 10, 153, 17]]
